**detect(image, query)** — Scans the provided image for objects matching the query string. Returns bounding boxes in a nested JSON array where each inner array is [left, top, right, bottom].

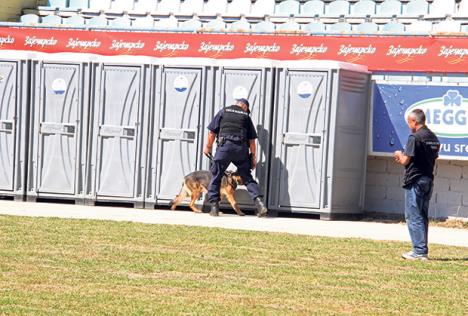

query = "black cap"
[[235, 98, 250, 108]]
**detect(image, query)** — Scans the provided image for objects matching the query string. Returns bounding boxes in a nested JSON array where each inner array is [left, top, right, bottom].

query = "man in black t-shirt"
[[394, 109, 440, 260]]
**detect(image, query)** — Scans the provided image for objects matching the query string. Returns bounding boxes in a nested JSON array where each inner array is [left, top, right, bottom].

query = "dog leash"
[[205, 152, 214, 162], [205, 152, 230, 177]]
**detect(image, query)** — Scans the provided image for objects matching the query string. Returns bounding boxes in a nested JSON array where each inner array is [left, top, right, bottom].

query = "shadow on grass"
[[429, 257, 468, 262]]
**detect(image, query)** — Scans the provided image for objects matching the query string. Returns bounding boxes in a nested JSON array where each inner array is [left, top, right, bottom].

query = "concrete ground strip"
[[0, 201, 466, 248]]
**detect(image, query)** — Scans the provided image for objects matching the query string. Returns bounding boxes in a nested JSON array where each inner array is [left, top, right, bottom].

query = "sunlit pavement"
[[0, 200, 466, 248]]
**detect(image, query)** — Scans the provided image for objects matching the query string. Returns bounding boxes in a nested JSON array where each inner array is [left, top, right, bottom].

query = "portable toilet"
[[0, 51, 31, 201], [85, 55, 153, 208], [209, 59, 275, 211], [144, 58, 214, 209], [268, 60, 371, 219], [26, 53, 93, 203]]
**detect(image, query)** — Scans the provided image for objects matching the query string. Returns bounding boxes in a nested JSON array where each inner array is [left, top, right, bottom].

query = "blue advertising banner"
[[372, 83, 468, 160]]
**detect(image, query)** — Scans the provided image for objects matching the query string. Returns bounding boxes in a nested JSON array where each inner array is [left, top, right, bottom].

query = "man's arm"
[[204, 131, 216, 156], [203, 110, 223, 156], [249, 139, 257, 170], [394, 135, 415, 166]]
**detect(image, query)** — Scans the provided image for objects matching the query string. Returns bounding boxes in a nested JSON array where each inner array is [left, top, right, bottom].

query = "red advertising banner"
[[0, 26, 467, 72]]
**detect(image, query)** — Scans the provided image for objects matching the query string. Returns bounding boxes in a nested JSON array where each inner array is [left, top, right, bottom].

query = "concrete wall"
[[0, 0, 37, 22], [365, 156, 468, 219]]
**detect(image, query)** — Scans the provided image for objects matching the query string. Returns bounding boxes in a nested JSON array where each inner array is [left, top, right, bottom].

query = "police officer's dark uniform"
[[205, 98, 268, 217]]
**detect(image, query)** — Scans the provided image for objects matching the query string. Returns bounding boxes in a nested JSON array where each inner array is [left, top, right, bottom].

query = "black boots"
[[210, 202, 220, 217], [254, 197, 268, 217]]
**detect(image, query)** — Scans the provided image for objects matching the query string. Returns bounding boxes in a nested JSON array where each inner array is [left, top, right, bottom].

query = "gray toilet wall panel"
[[155, 67, 203, 201], [269, 70, 328, 210], [330, 70, 370, 212], [37, 64, 80, 194], [27, 60, 89, 200], [94, 65, 145, 199], [0, 62, 18, 191], [213, 67, 273, 209], [0, 58, 29, 200]]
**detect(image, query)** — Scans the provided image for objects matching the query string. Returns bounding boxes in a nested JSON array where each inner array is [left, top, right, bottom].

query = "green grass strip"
[[0, 215, 467, 316]]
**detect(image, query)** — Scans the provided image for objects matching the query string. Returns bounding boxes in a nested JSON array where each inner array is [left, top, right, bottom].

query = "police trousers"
[[207, 140, 261, 203]]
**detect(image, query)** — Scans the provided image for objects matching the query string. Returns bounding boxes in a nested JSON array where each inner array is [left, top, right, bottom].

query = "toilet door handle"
[[0, 120, 14, 133]]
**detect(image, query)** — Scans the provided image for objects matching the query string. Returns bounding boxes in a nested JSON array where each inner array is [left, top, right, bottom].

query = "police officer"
[[203, 98, 268, 217]]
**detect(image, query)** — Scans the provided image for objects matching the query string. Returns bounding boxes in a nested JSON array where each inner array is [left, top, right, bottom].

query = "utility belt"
[[217, 135, 248, 147]]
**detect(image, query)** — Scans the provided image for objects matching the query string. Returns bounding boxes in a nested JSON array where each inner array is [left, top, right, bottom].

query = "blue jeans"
[[404, 176, 433, 255]]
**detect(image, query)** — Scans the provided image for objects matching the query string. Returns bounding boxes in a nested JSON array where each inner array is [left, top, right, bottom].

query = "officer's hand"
[[203, 145, 212, 156]]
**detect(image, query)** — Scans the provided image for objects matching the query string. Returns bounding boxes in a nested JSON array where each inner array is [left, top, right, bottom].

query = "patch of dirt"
[[362, 213, 468, 230], [430, 219, 468, 229]]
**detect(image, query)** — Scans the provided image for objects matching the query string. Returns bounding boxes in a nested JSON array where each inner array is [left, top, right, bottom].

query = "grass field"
[[0, 215, 467, 315]]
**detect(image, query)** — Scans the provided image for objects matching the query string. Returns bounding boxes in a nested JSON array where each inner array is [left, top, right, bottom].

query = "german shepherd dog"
[[169, 170, 245, 216]]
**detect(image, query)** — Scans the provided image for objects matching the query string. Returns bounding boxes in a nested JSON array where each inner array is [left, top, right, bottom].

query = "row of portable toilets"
[[0, 51, 371, 218]]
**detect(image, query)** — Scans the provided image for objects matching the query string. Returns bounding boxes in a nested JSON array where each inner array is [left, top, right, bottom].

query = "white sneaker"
[[402, 251, 428, 261]]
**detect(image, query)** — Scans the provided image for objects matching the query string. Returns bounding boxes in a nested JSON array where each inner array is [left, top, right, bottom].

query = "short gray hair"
[[410, 109, 426, 125]]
